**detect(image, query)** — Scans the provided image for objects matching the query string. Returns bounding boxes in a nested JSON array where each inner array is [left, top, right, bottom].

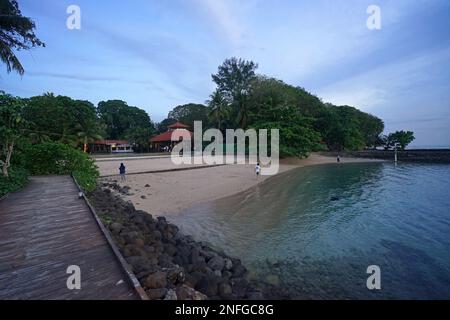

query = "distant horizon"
[[1, 0, 449, 147]]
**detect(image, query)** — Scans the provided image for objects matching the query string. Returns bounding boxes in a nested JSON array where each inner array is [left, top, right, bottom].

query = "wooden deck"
[[0, 176, 139, 300]]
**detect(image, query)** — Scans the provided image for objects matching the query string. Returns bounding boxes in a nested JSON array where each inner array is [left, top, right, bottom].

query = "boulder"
[[164, 289, 177, 300], [145, 271, 167, 289], [207, 256, 225, 271], [146, 288, 167, 300], [176, 285, 207, 300], [218, 282, 233, 298]]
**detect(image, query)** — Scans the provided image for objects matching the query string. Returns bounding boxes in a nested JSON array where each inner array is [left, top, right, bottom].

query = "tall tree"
[[206, 90, 227, 130], [0, 0, 44, 75], [212, 57, 258, 128]]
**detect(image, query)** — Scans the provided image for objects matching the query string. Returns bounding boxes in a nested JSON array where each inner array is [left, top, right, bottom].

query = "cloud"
[[193, 0, 244, 47]]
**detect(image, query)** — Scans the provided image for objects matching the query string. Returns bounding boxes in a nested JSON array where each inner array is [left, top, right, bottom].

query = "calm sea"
[[169, 162, 450, 299]]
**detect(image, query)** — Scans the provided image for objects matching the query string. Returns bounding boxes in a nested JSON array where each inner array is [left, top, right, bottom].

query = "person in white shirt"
[[255, 162, 261, 176]]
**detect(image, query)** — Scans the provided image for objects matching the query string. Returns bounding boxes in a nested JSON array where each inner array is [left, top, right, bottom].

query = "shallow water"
[[169, 163, 450, 299]]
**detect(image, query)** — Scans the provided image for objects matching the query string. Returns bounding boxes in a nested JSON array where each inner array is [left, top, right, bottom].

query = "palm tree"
[[76, 121, 104, 153], [207, 90, 227, 131], [0, 0, 45, 75]]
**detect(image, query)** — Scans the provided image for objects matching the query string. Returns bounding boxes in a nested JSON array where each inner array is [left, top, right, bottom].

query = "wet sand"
[[99, 154, 383, 216]]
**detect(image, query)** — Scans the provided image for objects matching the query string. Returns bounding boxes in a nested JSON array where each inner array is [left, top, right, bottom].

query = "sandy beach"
[[99, 153, 383, 216]]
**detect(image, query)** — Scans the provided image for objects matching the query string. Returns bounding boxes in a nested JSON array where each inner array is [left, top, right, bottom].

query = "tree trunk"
[[83, 137, 88, 153], [1, 143, 14, 178]]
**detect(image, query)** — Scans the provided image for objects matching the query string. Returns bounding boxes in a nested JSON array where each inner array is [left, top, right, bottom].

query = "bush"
[[24, 142, 99, 191], [0, 167, 29, 197]]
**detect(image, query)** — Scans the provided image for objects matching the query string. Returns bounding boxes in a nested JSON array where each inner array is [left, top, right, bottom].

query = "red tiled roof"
[[151, 130, 192, 142], [93, 140, 130, 145], [168, 121, 189, 129]]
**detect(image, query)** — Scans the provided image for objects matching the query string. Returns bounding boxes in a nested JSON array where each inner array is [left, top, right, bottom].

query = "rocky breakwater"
[[88, 184, 282, 300]]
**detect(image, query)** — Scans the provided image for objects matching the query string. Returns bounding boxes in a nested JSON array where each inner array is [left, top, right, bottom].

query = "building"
[[89, 140, 134, 154], [150, 122, 192, 151]]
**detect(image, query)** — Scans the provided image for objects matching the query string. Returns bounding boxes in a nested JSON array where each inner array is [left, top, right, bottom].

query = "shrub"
[[0, 167, 29, 197], [24, 142, 99, 191]]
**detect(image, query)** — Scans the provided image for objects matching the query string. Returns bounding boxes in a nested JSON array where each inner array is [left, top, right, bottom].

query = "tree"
[[206, 90, 228, 131], [97, 100, 154, 140], [0, 0, 45, 75], [167, 103, 209, 129], [156, 118, 177, 134], [23, 94, 104, 148], [386, 130, 415, 150], [212, 57, 258, 128], [0, 91, 26, 177]]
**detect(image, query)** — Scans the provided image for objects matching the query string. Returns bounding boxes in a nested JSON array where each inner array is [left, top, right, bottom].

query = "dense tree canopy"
[[167, 103, 209, 129], [23, 93, 104, 148], [97, 100, 155, 141], [383, 130, 415, 150], [0, 0, 45, 74]]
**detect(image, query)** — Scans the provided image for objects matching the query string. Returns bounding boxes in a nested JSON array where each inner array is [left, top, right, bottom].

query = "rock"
[[110, 222, 122, 233], [127, 256, 152, 274], [166, 266, 185, 285], [134, 238, 145, 248], [207, 256, 225, 271], [224, 258, 233, 270], [218, 282, 233, 298], [145, 271, 167, 289], [231, 264, 247, 277], [214, 270, 222, 277], [164, 289, 177, 300], [152, 230, 162, 240], [184, 271, 202, 288], [176, 285, 207, 300], [140, 195, 146, 199], [158, 254, 173, 268], [146, 288, 167, 300], [246, 291, 264, 300], [145, 184, 150, 187], [163, 243, 177, 256], [196, 276, 218, 297]]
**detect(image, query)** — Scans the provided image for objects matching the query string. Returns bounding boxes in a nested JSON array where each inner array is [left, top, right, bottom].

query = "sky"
[[1, 0, 450, 147]]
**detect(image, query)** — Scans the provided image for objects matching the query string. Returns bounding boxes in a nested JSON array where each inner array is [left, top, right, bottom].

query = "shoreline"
[[99, 153, 385, 217]]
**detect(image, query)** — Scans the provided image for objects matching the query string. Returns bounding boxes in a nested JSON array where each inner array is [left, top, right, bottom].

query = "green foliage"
[[156, 118, 177, 134], [207, 90, 228, 130], [0, 166, 28, 197], [384, 130, 415, 150], [0, 91, 27, 176], [97, 99, 154, 141], [23, 93, 105, 147], [23, 142, 99, 191], [212, 57, 258, 128], [0, 0, 45, 75], [252, 115, 323, 158], [315, 103, 385, 151], [168, 103, 210, 129]]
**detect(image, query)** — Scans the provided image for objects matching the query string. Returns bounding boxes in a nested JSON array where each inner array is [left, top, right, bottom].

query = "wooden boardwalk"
[[0, 176, 139, 300]]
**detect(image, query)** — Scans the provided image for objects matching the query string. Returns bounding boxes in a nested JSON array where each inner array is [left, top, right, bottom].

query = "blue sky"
[[1, 0, 450, 147]]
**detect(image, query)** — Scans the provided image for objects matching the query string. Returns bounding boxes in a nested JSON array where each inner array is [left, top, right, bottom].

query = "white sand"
[[98, 153, 383, 216]]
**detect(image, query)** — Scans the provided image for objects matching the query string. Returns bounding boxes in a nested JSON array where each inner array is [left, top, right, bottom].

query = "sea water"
[[170, 162, 450, 299]]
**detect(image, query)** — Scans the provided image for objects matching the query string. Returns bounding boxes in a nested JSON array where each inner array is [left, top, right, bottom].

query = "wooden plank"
[[0, 176, 139, 300]]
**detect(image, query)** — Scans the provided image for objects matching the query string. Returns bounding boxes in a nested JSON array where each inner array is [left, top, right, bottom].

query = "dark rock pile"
[[88, 186, 280, 300]]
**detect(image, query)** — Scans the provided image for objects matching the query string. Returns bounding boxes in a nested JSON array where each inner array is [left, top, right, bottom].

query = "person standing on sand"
[[119, 163, 126, 181], [255, 162, 261, 177], [337, 154, 340, 163]]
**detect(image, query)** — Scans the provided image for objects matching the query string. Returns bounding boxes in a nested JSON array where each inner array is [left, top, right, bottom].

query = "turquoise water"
[[169, 163, 450, 299]]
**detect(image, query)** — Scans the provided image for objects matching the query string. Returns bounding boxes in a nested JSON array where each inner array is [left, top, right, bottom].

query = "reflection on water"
[[169, 163, 450, 299]]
